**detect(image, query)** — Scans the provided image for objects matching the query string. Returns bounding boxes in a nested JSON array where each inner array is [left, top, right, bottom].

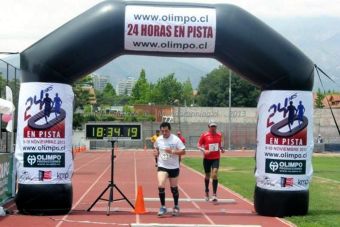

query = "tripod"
[[87, 140, 135, 215]]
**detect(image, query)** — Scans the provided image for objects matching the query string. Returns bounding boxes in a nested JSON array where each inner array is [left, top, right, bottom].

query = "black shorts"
[[157, 167, 180, 178], [203, 159, 220, 173]]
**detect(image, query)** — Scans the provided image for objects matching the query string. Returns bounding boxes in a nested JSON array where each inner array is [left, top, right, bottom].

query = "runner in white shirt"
[[153, 122, 185, 217]]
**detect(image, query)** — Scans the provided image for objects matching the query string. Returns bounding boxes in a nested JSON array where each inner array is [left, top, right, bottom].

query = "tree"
[[315, 88, 325, 108], [102, 83, 116, 106], [72, 75, 95, 110], [130, 69, 151, 104], [182, 78, 194, 106], [197, 65, 260, 107], [151, 73, 183, 105], [115, 95, 131, 106]]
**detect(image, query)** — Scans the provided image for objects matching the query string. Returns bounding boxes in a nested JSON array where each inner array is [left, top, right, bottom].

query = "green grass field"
[[182, 155, 340, 227]]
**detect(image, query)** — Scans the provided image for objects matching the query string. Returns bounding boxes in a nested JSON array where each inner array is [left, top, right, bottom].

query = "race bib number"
[[159, 149, 171, 160], [160, 152, 171, 160], [209, 143, 219, 152]]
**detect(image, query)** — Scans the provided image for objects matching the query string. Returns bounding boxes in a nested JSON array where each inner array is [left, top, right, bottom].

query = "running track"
[[1, 150, 293, 227]]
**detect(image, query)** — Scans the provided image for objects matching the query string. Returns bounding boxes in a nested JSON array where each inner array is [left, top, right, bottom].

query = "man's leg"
[[157, 170, 168, 216], [211, 168, 218, 195], [169, 172, 180, 216], [211, 159, 220, 202], [203, 159, 211, 201]]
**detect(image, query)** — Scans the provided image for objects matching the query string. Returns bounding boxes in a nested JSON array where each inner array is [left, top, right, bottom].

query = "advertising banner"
[[0, 153, 13, 204], [125, 5, 216, 53], [15, 83, 74, 184], [255, 90, 313, 191]]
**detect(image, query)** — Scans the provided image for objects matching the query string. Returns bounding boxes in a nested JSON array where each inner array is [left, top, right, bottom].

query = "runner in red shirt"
[[177, 131, 186, 144], [197, 120, 224, 202], [177, 131, 186, 163]]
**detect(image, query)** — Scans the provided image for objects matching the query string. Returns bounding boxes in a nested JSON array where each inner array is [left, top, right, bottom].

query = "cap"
[[208, 119, 217, 127]]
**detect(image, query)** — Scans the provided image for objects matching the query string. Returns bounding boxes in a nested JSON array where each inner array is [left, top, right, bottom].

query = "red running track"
[[1, 150, 293, 227]]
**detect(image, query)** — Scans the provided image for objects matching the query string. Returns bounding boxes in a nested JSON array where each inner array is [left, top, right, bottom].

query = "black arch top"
[[20, 0, 314, 90]]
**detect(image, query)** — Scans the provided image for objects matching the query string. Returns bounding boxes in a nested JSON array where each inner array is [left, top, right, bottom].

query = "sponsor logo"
[[265, 159, 306, 175], [23, 153, 65, 168], [298, 179, 309, 186], [281, 177, 294, 187], [38, 170, 52, 181], [19, 170, 33, 181], [57, 172, 69, 180], [27, 155, 37, 165], [269, 161, 279, 172], [260, 176, 275, 187]]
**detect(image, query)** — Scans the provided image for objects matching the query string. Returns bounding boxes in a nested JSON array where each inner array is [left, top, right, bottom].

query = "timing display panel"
[[85, 123, 142, 141]]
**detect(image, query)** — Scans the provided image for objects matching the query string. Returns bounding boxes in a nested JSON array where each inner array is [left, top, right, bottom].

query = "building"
[[322, 94, 340, 108], [116, 77, 136, 96], [92, 73, 109, 91]]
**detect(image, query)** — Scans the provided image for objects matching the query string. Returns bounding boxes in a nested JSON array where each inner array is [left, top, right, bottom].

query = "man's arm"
[[219, 135, 225, 153], [197, 134, 205, 153], [153, 140, 159, 157], [165, 139, 186, 155], [167, 148, 185, 155]]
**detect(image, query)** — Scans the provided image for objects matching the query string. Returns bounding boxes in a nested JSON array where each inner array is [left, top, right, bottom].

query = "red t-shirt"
[[198, 131, 222, 160]]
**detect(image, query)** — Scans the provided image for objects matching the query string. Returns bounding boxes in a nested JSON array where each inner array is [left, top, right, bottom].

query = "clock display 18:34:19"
[[92, 126, 139, 138]]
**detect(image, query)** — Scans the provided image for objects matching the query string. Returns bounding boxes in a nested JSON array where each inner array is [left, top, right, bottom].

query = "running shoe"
[[204, 191, 210, 201], [172, 205, 180, 216], [211, 194, 218, 202], [157, 206, 167, 216]]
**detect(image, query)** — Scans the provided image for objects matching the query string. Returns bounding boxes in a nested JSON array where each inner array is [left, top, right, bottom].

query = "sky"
[[1, 0, 340, 54]]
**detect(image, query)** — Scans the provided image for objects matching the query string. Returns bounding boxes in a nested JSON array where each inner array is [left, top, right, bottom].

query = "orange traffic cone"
[[134, 185, 147, 214]]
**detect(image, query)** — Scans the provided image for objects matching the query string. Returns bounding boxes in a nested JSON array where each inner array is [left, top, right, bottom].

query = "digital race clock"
[[85, 123, 142, 141]]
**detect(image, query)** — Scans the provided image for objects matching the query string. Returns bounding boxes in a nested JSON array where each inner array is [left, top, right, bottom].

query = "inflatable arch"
[[15, 1, 314, 216]]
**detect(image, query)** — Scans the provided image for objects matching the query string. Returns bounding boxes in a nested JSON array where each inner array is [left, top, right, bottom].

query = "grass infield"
[[182, 155, 340, 227]]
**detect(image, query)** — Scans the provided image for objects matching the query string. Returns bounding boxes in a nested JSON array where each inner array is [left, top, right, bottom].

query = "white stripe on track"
[[181, 164, 295, 227], [74, 152, 107, 172], [314, 176, 340, 184], [178, 185, 215, 225], [55, 153, 115, 227]]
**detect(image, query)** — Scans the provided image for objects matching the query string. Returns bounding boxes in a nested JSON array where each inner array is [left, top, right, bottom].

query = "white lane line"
[[314, 176, 340, 184], [91, 207, 252, 214], [144, 198, 235, 203], [131, 224, 261, 227], [181, 164, 253, 205], [55, 154, 114, 227], [178, 185, 215, 225], [52, 218, 129, 225], [181, 164, 294, 227], [5, 153, 106, 211], [74, 152, 107, 172]]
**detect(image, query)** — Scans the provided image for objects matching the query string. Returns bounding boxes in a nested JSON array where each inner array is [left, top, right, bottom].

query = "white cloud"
[[0, 0, 340, 53]]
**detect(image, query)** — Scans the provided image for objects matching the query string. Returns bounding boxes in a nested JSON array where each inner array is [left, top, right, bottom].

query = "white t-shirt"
[[154, 134, 185, 169]]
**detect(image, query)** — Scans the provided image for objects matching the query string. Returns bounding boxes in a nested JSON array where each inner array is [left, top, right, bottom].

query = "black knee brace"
[[171, 186, 179, 196], [158, 187, 165, 194]]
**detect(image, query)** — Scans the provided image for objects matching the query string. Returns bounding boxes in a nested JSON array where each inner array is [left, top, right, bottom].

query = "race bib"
[[209, 143, 219, 152], [159, 149, 171, 160]]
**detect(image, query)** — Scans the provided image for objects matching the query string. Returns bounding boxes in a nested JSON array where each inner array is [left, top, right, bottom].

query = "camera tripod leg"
[[107, 184, 114, 215], [114, 184, 135, 209], [87, 184, 110, 212]]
